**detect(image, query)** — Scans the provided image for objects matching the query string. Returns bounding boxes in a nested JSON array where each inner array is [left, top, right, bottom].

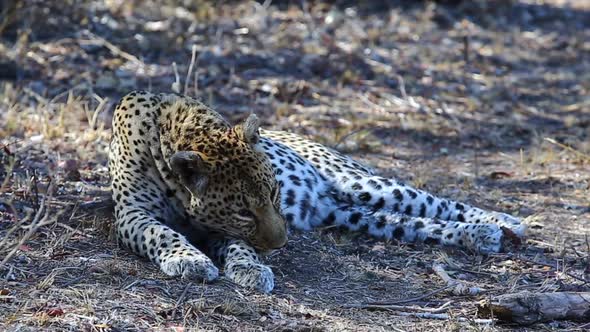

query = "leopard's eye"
[[237, 209, 255, 219]]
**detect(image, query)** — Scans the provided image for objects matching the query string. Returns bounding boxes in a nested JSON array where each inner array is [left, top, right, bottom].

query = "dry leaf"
[[46, 308, 64, 317]]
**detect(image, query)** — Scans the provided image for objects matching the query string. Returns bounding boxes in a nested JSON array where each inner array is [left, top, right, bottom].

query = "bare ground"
[[1, 0, 589, 331]]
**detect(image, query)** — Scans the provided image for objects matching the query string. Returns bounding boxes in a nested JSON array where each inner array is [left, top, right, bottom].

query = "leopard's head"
[[169, 112, 287, 251]]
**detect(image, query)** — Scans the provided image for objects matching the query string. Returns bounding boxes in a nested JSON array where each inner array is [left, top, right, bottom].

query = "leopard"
[[109, 90, 526, 293]]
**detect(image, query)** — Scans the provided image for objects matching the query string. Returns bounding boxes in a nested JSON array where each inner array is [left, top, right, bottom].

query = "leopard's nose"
[[271, 235, 287, 249], [259, 229, 287, 250], [255, 208, 288, 250]]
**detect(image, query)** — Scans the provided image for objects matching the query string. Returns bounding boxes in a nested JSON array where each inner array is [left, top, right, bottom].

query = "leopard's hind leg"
[[312, 173, 524, 253], [328, 174, 525, 236], [315, 200, 505, 253]]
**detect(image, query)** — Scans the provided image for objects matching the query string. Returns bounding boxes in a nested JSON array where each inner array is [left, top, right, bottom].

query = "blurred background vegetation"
[[0, 1, 589, 330]]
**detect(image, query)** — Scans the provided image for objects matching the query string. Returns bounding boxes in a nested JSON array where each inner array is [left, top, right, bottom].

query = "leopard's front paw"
[[160, 255, 219, 282], [225, 261, 275, 293]]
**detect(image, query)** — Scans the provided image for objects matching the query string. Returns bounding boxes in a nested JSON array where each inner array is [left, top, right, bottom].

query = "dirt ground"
[[1, 0, 589, 331]]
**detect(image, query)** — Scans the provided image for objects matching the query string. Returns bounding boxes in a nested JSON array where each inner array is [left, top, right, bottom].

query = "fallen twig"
[[344, 301, 451, 313], [393, 311, 493, 324], [333, 126, 381, 150], [0, 206, 33, 250], [172, 62, 181, 93], [433, 263, 482, 296], [343, 284, 453, 307], [0, 179, 66, 267], [171, 283, 192, 319], [54, 222, 93, 238], [0, 198, 51, 267], [184, 45, 199, 95], [544, 137, 590, 162], [79, 198, 113, 210], [83, 31, 143, 65]]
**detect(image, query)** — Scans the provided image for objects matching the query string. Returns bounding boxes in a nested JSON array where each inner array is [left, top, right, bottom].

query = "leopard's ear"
[[234, 114, 260, 145], [170, 151, 209, 196]]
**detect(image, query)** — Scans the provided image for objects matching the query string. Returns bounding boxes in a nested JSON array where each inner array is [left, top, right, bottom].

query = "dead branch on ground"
[[478, 291, 590, 325]]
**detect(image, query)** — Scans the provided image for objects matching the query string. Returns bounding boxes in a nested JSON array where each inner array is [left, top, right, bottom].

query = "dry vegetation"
[[1, 0, 589, 331]]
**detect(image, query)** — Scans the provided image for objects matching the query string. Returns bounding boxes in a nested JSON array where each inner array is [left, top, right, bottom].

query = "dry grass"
[[1, 0, 590, 331]]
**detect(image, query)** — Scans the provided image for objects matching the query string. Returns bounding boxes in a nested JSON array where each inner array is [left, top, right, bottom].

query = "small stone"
[[65, 170, 81, 182], [30, 134, 44, 143], [59, 159, 81, 181], [59, 159, 79, 172]]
